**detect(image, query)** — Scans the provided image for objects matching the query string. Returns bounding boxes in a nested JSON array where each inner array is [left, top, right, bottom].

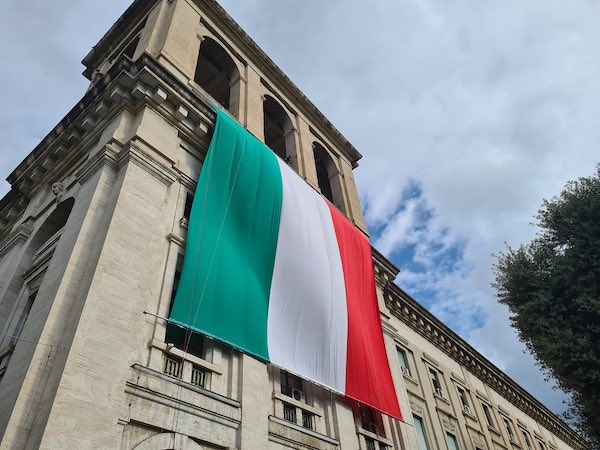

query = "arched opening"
[[0, 198, 74, 348], [29, 198, 75, 254], [194, 37, 239, 114], [312, 142, 345, 211], [263, 96, 296, 167]]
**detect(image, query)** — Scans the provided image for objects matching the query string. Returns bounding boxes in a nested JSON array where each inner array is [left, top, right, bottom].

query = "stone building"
[[0, 1, 589, 449]]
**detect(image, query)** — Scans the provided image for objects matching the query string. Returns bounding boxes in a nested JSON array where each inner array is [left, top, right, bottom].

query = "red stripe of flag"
[[326, 203, 402, 420]]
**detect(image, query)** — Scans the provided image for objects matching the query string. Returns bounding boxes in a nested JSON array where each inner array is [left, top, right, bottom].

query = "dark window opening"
[[481, 402, 496, 428], [312, 142, 340, 207], [263, 96, 290, 161], [280, 370, 303, 399], [428, 368, 443, 396], [301, 411, 314, 429], [123, 35, 140, 59], [183, 192, 194, 221], [361, 406, 384, 437], [283, 403, 296, 423], [194, 37, 238, 112], [165, 254, 204, 358], [12, 290, 37, 345]]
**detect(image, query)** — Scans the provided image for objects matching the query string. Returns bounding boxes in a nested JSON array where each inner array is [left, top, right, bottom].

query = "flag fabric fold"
[[170, 108, 402, 419]]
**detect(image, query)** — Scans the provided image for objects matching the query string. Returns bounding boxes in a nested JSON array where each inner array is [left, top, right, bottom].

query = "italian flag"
[[170, 109, 401, 419]]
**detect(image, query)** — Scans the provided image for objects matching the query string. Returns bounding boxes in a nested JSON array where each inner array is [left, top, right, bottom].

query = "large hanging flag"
[[170, 108, 401, 419]]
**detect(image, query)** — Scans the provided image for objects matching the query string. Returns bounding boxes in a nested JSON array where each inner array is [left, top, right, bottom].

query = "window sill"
[[273, 391, 323, 417], [462, 409, 478, 422], [488, 426, 502, 436], [402, 372, 419, 386], [151, 338, 222, 374], [269, 415, 339, 446], [433, 392, 450, 405], [356, 426, 393, 447], [509, 438, 522, 448]]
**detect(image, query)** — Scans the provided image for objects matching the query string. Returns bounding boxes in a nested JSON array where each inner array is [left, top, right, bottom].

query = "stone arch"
[[263, 95, 297, 168], [0, 197, 75, 346], [194, 36, 240, 115], [131, 432, 204, 450], [312, 142, 345, 211]]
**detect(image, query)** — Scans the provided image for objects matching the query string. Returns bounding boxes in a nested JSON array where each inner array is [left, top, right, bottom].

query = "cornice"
[[198, 0, 363, 167], [382, 282, 589, 450], [81, 0, 363, 167], [1, 54, 215, 240]]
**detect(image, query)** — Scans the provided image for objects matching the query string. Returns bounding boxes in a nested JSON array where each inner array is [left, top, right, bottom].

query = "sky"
[[2, 0, 599, 418]]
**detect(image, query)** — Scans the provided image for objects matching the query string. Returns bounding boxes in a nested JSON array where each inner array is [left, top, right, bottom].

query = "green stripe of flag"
[[170, 109, 283, 361]]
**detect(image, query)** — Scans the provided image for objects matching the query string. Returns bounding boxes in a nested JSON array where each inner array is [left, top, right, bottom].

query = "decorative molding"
[[0, 221, 33, 258], [130, 364, 239, 410], [383, 282, 589, 449]]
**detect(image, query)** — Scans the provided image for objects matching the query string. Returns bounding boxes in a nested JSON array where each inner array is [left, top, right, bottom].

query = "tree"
[[494, 166, 600, 448]]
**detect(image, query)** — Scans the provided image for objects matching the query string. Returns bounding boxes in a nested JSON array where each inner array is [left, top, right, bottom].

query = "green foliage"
[[494, 166, 600, 448]]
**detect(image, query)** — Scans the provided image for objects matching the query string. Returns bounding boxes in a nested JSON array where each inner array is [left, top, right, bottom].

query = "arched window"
[[2, 198, 74, 348], [194, 37, 239, 114], [263, 95, 296, 166], [312, 142, 344, 211]]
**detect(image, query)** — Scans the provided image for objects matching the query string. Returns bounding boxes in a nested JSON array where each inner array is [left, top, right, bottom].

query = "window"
[[183, 192, 194, 221], [397, 347, 411, 377], [446, 433, 460, 450], [521, 430, 533, 450], [194, 37, 239, 113], [283, 403, 296, 423], [164, 355, 182, 378], [264, 95, 296, 165], [191, 365, 207, 388], [429, 368, 444, 397], [302, 410, 314, 430], [11, 290, 37, 345], [537, 441, 547, 450], [481, 402, 496, 429], [503, 417, 516, 443], [280, 370, 304, 401], [365, 438, 376, 450], [361, 406, 384, 437], [413, 415, 430, 450], [312, 141, 345, 211], [165, 254, 205, 358], [122, 35, 140, 59], [456, 386, 471, 413]]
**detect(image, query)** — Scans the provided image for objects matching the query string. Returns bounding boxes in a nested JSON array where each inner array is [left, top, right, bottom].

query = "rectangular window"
[[361, 406, 383, 436], [12, 290, 37, 344], [457, 386, 470, 412], [365, 438, 376, 450], [521, 430, 533, 450], [191, 365, 207, 388], [446, 433, 460, 450], [280, 370, 304, 400], [183, 192, 194, 220], [164, 355, 182, 379], [413, 414, 430, 450], [537, 441, 547, 450], [283, 403, 296, 423], [302, 411, 314, 430], [165, 254, 205, 358], [503, 417, 516, 442], [429, 368, 443, 397], [397, 347, 411, 377], [481, 402, 496, 429]]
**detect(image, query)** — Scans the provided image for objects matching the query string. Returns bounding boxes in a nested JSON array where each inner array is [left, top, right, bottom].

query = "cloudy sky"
[[2, 0, 599, 416]]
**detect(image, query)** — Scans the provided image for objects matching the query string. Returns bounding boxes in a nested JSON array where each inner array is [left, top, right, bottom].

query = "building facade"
[[0, 1, 589, 449]]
